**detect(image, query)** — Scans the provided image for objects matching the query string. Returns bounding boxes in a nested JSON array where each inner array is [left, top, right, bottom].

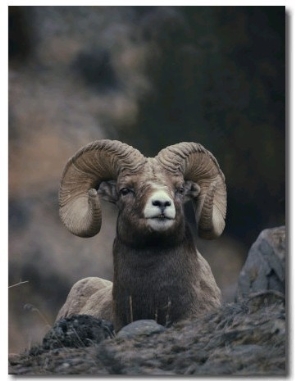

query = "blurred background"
[[9, 6, 285, 353]]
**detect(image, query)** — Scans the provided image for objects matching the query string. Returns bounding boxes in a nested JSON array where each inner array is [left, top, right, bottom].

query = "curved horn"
[[59, 139, 145, 238], [156, 142, 226, 239]]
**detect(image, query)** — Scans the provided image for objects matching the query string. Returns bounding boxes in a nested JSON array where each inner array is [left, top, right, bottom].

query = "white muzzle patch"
[[143, 189, 176, 231]]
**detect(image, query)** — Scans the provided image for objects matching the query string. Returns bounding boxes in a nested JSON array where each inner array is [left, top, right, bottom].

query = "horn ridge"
[[156, 142, 226, 239], [59, 139, 145, 238]]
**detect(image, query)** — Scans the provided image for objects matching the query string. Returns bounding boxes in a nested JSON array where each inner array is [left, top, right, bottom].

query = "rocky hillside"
[[9, 292, 285, 376], [9, 226, 286, 376]]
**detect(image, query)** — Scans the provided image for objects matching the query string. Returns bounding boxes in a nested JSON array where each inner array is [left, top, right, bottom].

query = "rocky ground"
[[8, 226, 287, 376], [8, 290, 285, 376]]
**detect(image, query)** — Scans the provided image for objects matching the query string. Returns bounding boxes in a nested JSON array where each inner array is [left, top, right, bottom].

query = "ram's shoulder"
[[194, 251, 222, 308], [56, 277, 113, 321]]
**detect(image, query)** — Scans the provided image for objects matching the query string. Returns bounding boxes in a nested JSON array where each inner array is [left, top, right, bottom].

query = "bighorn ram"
[[56, 140, 227, 331]]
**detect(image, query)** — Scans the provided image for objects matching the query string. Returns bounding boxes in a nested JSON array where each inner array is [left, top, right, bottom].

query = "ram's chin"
[[146, 218, 175, 232]]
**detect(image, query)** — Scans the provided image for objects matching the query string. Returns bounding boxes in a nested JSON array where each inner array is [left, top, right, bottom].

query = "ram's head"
[[59, 140, 227, 244]]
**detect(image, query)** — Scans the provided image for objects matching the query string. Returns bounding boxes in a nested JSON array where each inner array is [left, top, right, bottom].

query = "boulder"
[[236, 226, 285, 300]]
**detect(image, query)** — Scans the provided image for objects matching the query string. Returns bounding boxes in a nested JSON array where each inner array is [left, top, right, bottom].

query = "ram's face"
[[141, 181, 177, 231], [98, 160, 200, 244]]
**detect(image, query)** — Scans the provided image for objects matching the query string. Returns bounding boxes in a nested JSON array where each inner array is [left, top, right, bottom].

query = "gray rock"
[[41, 314, 114, 350], [117, 319, 166, 339], [236, 226, 285, 300]]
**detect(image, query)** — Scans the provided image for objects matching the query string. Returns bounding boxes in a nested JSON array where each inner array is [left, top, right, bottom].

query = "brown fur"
[[112, 226, 221, 331], [56, 277, 113, 322]]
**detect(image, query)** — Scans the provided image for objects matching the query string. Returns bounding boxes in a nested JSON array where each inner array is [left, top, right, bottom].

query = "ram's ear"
[[184, 181, 201, 200], [98, 180, 118, 203]]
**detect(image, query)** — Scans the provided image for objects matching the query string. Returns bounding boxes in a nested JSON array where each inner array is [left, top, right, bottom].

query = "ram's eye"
[[120, 188, 132, 196], [176, 186, 185, 195]]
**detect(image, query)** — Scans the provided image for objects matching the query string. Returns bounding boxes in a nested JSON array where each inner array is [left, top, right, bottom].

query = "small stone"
[[116, 319, 166, 339]]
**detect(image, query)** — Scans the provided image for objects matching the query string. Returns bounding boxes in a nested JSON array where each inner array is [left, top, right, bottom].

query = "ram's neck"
[[112, 226, 200, 330]]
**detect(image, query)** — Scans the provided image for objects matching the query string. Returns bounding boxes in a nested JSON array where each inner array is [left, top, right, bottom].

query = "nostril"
[[152, 200, 171, 209], [152, 200, 161, 207]]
